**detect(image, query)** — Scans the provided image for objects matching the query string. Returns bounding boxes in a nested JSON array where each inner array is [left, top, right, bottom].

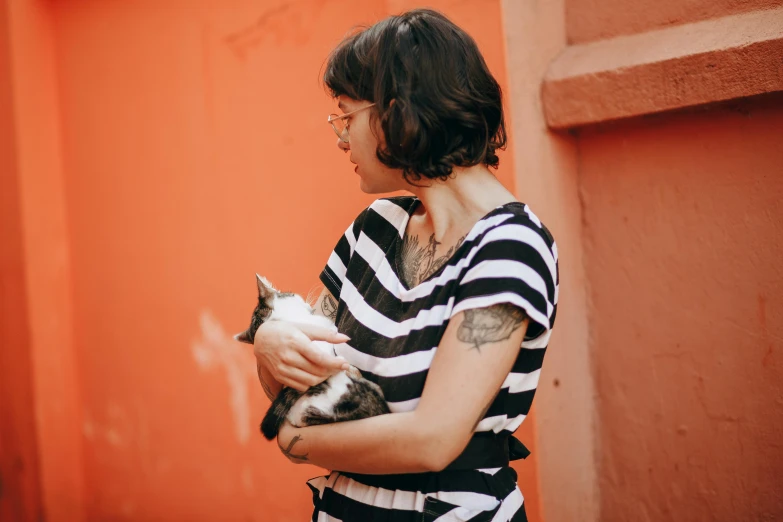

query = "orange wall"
[[1, 3, 43, 519], [500, 0, 594, 520], [2, 0, 82, 520], [563, 0, 783, 519], [15, 1, 779, 520], [6, 0, 85, 520], [581, 97, 783, 521], [566, 0, 781, 42], [0, 1, 532, 520], [500, 0, 783, 520]]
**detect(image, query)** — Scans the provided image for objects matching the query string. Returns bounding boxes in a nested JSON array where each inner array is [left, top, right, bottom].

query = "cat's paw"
[[345, 365, 362, 380]]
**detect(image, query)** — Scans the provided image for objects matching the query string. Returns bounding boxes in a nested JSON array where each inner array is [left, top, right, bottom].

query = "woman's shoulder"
[[369, 195, 418, 213], [358, 196, 417, 228], [343, 196, 417, 240], [476, 201, 556, 251], [350, 196, 417, 221]]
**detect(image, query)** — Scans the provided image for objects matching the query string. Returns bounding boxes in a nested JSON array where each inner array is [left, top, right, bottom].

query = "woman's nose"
[[337, 137, 350, 152]]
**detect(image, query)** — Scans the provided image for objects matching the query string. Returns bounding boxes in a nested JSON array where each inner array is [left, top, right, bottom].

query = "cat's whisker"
[[304, 285, 320, 307]]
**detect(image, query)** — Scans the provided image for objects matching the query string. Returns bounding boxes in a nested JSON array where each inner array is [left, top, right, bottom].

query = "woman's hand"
[[253, 320, 351, 392]]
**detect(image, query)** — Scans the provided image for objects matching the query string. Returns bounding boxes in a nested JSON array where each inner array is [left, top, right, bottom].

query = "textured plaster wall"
[[579, 97, 783, 521], [0, 4, 42, 519], [566, 0, 782, 43], [544, 7, 783, 128], [4, 1, 84, 520], [501, 0, 597, 520]]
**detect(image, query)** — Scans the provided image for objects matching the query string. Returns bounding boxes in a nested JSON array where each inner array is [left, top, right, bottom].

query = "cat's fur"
[[235, 275, 390, 440]]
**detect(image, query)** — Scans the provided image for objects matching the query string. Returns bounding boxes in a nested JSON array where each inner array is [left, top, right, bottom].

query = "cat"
[[234, 274, 390, 440]]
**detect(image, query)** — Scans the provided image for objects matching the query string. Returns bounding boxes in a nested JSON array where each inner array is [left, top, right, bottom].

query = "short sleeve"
[[319, 208, 369, 299], [450, 217, 558, 342]]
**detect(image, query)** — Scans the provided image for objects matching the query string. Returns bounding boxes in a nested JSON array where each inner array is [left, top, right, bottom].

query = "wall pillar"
[[501, 1, 599, 520], [2, 0, 84, 519]]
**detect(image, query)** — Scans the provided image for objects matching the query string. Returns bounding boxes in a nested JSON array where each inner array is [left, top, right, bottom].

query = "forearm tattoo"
[[256, 361, 276, 401], [398, 233, 465, 288], [279, 434, 309, 462], [320, 293, 338, 320], [457, 304, 527, 352]]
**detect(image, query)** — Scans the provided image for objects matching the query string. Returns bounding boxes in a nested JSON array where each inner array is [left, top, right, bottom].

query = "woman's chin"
[[358, 179, 373, 194], [356, 170, 400, 194]]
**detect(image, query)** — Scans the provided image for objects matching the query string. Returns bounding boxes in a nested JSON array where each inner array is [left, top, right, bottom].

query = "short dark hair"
[[323, 9, 507, 183]]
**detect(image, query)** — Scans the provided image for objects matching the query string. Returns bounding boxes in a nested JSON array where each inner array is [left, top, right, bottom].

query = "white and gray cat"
[[234, 275, 390, 440]]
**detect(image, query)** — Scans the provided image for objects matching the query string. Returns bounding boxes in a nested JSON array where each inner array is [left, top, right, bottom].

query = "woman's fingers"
[[276, 376, 312, 393], [285, 350, 338, 380], [285, 327, 349, 371], [278, 366, 328, 391], [294, 322, 351, 344], [299, 342, 349, 371]]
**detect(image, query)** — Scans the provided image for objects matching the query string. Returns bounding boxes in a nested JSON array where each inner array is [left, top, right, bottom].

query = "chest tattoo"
[[397, 233, 465, 288]]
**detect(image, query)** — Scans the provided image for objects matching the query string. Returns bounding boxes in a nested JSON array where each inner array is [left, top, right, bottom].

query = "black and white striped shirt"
[[308, 196, 558, 522]]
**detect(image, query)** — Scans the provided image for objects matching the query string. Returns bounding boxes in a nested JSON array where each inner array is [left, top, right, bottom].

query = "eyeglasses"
[[328, 103, 376, 143]]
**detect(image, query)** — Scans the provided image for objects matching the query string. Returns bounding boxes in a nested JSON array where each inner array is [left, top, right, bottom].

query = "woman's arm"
[[313, 286, 340, 321], [276, 303, 529, 474]]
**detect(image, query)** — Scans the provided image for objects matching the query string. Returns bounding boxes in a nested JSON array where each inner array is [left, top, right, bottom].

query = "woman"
[[253, 9, 558, 522]]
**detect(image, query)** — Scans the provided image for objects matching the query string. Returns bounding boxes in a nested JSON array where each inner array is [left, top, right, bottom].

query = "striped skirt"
[[306, 466, 527, 522]]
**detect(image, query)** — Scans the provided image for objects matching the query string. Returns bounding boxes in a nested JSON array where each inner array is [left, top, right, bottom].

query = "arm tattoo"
[[279, 434, 309, 462], [320, 293, 338, 321], [457, 304, 527, 352], [256, 361, 276, 401], [397, 233, 465, 288]]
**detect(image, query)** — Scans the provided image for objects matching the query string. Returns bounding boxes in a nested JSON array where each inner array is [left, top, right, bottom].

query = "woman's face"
[[335, 95, 404, 194]]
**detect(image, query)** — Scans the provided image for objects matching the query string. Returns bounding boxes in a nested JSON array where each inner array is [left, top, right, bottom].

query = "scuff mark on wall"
[[82, 403, 133, 448], [191, 309, 257, 444], [81, 401, 160, 517], [222, 0, 327, 59]]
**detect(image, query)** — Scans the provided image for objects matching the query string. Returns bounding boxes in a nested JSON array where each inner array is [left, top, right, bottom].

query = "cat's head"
[[234, 274, 312, 344]]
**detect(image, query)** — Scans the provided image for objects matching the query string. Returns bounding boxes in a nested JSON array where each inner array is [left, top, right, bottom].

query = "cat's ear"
[[256, 274, 277, 301], [234, 330, 253, 344]]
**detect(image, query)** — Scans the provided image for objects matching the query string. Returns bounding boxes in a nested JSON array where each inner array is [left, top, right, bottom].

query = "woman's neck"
[[406, 164, 517, 241]]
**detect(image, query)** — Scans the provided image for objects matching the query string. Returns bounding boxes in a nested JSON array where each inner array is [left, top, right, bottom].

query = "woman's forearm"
[[256, 360, 283, 400], [278, 411, 457, 474]]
